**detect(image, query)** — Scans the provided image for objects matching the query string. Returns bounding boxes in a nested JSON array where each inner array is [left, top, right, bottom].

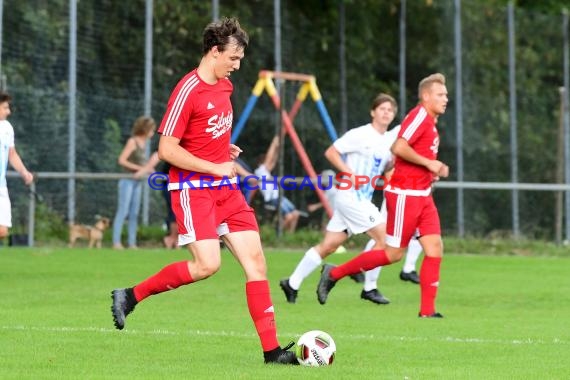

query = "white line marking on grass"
[[2, 325, 566, 346]]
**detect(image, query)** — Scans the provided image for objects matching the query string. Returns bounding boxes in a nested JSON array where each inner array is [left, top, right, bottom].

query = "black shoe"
[[264, 342, 300, 365], [111, 288, 137, 330], [400, 270, 420, 284], [279, 279, 298, 304], [360, 289, 390, 305], [316, 264, 337, 305], [349, 271, 365, 283], [418, 312, 444, 318]]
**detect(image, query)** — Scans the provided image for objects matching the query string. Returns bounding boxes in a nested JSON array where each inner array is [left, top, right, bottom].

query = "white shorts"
[[326, 191, 383, 235], [0, 187, 12, 227]]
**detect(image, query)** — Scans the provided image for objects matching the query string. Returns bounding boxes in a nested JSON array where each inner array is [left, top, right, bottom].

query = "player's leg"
[[221, 191, 298, 365], [362, 199, 389, 300], [317, 193, 412, 304], [110, 188, 220, 330], [0, 225, 8, 239], [281, 230, 347, 303], [417, 196, 444, 318], [361, 235, 390, 305], [317, 200, 394, 304], [0, 187, 12, 239], [400, 237, 422, 284], [362, 238, 381, 288], [325, 223, 392, 282], [111, 239, 219, 330], [280, 209, 348, 303]]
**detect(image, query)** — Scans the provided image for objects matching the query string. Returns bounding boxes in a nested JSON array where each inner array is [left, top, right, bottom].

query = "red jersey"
[[158, 69, 234, 187], [388, 104, 439, 193]]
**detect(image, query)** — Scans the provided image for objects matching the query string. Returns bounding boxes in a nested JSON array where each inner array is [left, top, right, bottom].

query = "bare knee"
[[419, 235, 443, 258], [240, 249, 268, 280], [193, 259, 221, 280], [370, 240, 386, 250], [250, 247, 268, 271], [386, 247, 406, 263], [0, 226, 8, 239], [315, 243, 336, 258]]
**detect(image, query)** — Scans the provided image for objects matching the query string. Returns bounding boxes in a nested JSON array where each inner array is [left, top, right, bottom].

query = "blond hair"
[[131, 116, 156, 137], [418, 73, 446, 98]]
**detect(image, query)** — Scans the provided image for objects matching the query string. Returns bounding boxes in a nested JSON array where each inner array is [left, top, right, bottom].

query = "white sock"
[[288, 247, 322, 290], [363, 239, 381, 291], [403, 238, 422, 273], [363, 266, 382, 292], [364, 238, 376, 251]]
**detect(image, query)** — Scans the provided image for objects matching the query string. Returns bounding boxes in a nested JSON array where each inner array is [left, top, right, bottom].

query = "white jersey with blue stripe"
[[0, 120, 15, 188], [333, 123, 400, 201]]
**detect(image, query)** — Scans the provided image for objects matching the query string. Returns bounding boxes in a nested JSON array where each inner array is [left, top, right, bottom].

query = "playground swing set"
[[231, 70, 338, 219]]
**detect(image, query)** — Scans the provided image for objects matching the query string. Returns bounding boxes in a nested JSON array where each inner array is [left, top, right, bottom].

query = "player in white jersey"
[[0, 92, 34, 240], [280, 93, 399, 304]]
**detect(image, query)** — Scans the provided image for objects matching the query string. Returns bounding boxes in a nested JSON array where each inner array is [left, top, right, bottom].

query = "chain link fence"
[[1, 0, 569, 244]]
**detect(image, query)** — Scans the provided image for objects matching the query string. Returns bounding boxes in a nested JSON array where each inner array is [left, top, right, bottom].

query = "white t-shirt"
[[333, 123, 399, 201], [254, 164, 278, 203], [0, 120, 15, 188]]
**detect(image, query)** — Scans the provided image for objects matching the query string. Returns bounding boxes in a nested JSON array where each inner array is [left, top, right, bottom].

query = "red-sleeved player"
[[110, 17, 298, 365], [316, 73, 449, 318]]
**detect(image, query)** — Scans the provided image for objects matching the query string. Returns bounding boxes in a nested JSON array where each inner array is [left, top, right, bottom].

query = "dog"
[[68, 216, 111, 248]]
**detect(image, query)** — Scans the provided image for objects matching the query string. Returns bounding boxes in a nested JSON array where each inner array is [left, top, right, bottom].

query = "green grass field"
[[1, 247, 569, 379]]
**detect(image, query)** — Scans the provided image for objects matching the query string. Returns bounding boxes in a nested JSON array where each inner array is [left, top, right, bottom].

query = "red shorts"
[[170, 186, 258, 244], [385, 192, 440, 248]]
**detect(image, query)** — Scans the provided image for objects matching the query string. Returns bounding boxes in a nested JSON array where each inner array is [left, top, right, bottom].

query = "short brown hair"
[[0, 91, 12, 104], [131, 116, 156, 136], [370, 93, 397, 113], [418, 73, 446, 98], [202, 17, 249, 55]]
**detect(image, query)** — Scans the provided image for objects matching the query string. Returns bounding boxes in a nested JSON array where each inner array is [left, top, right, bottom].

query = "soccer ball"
[[295, 330, 336, 366]]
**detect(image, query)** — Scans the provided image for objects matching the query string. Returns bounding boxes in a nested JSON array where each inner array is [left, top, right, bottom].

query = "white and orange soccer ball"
[[295, 330, 336, 366]]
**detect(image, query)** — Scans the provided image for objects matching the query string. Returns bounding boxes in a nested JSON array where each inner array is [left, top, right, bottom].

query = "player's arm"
[[229, 144, 242, 160], [391, 138, 448, 177], [324, 145, 351, 175], [158, 135, 236, 178], [235, 161, 252, 177], [8, 147, 33, 185], [235, 161, 258, 186]]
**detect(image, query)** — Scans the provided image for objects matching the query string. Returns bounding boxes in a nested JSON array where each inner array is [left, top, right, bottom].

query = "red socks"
[[133, 261, 193, 302], [246, 280, 280, 352], [330, 250, 392, 280], [419, 256, 442, 315]]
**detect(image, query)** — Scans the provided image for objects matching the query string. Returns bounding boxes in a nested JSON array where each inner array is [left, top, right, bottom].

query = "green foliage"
[[3, 0, 569, 239], [97, 118, 124, 172], [33, 202, 68, 243]]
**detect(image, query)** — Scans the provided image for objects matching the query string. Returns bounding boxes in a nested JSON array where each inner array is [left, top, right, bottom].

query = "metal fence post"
[[27, 181, 35, 247]]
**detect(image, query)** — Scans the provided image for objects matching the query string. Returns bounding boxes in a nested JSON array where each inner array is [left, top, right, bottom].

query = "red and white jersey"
[[159, 69, 234, 188], [386, 104, 439, 195]]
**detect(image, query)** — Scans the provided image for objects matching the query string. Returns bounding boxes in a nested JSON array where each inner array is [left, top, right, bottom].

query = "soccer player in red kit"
[[316, 73, 449, 318], [110, 17, 298, 365]]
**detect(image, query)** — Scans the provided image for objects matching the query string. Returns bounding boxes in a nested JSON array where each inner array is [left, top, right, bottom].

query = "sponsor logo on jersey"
[[206, 111, 233, 139]]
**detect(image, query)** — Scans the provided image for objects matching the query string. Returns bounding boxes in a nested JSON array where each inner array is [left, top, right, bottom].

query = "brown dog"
[[68, 216, 110, 248]]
